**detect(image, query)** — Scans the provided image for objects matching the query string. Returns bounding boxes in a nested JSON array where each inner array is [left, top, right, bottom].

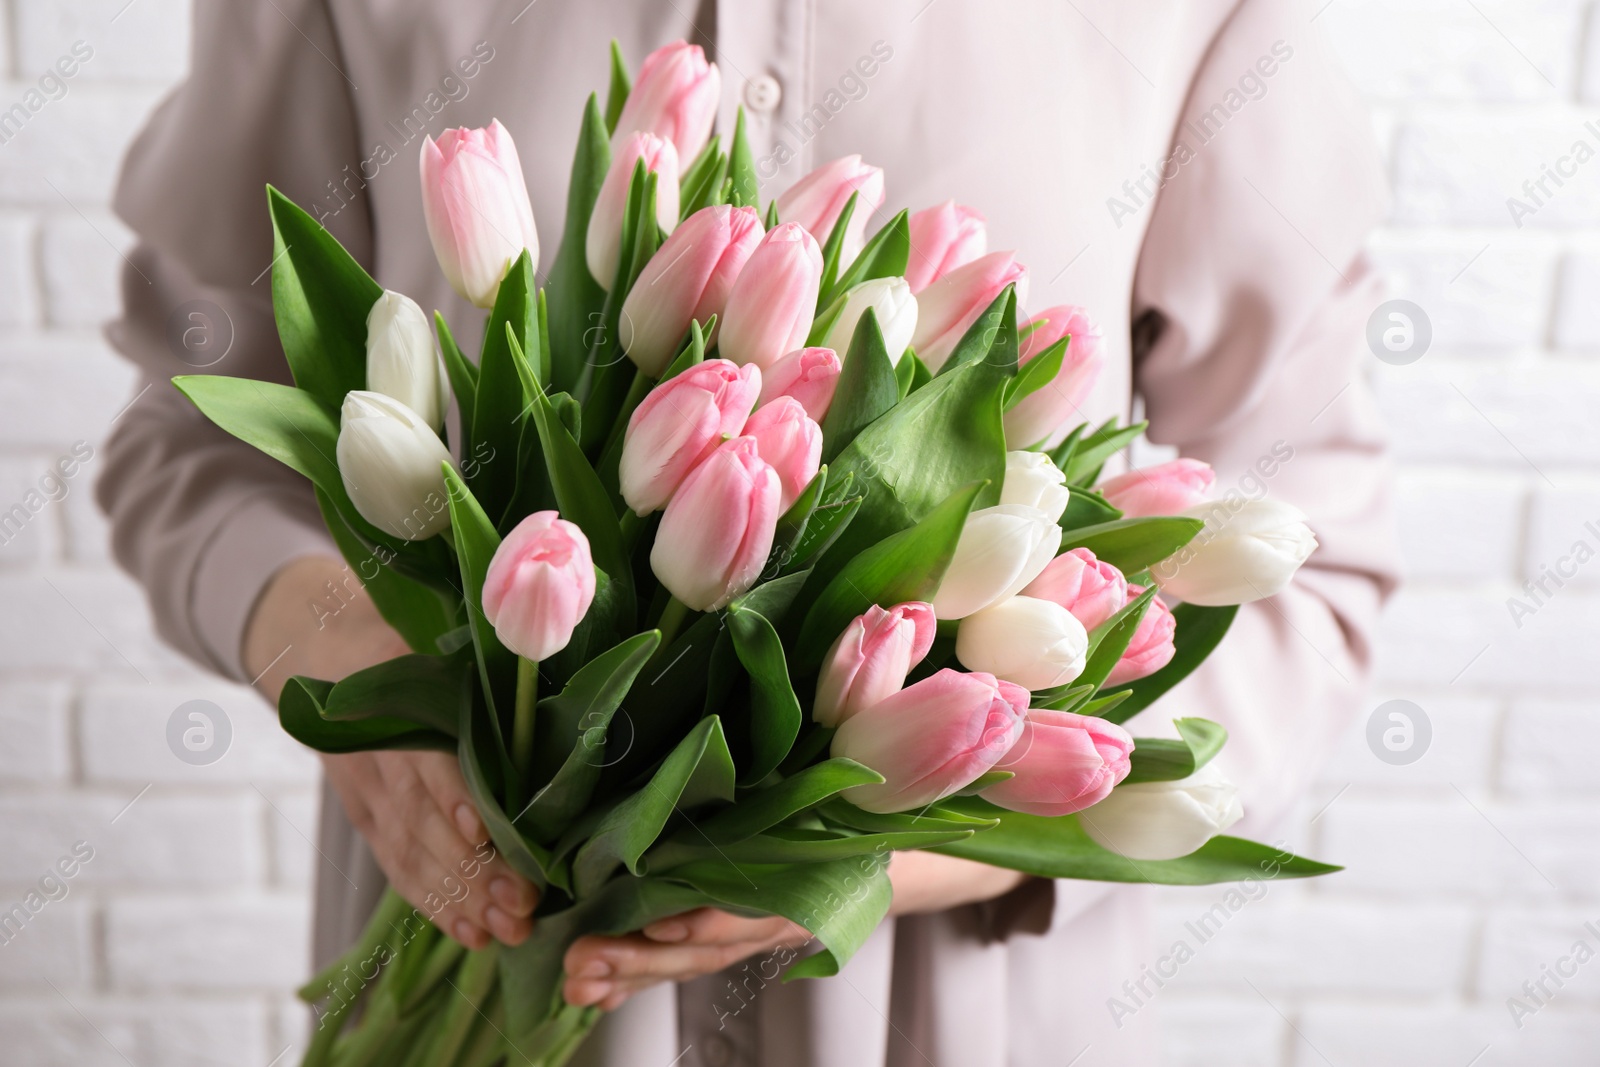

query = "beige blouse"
[[97, 2, 1398, 1064]]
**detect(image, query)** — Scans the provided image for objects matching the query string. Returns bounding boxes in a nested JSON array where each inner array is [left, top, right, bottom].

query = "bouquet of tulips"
[[175, 38, 1330, 1067]]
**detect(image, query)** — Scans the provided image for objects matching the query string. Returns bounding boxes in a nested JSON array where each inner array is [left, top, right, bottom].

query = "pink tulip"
[[619, 359, 761, 515], [1023, 547, 1128, 632], [982, 709, 1133, 817], [587, 132, 680, 290], [481, 512, 596, 661], [1098, 459, 1216, 518], [419, 121, 540, 309], [757, 347, 841, 421], [620, 205, 764, 376], [833, 669, 1029, 813], [911, 251, 1030, 373], [814, 602, 937, 729], [774, 156, 886, 266], [1004, 305, 1105, 449], [904, 201, 987, 292], [612, 41, 721, 164], [718, 223, 824, 370], [740, 396, 821, 511], [1106, 586, 1177, 686], [651, 437, 781, 611]]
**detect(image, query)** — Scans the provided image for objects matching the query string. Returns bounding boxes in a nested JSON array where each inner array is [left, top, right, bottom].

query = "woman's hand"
[[245, 556, 540, 950], [561, 850, 1028, 1009]]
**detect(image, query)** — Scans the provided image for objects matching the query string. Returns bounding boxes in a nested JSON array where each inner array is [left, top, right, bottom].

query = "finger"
[[374, 842, 491, 951], [412, 753, 540, 919], [642, 908, 803, 947], [564, 930, 781, 999]]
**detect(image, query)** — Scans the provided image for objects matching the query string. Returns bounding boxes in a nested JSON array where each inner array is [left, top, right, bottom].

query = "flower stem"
[[619, 508, 645, 551], [654, 596, 692, 654], [438, 525, 457, 552], [601, 367, 654, 456], [512, 656, 539, 778]]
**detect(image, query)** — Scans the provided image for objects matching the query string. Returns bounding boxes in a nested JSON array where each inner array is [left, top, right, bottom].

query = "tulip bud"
[[999, 450, 1070, 523], [911, 252, 1029, 373], [1004, 305, 1104, 449], [420, 121, 539, 308], [774, 155, 885, 266], [621, 205, 764, 376], [619, 359, 761, 516], [813, 602, 937, 728], [481, 511, 597, 661], [1106, 585, 1177, 685], [336, 391, 456, 541], [955, 595, 1089, 691], [758, 347, 841, 421], [931, 504, 1062, 620], [1098, 458, 1215, 517], [366, 290, 449, 431], [982, 709, 1133, 817], [612, 41, 721, 164], [904, 201, 987, 292], [821, 278, 918, 366], [741, 396, 821, 511], [832, 669, 1029, 813], [718, 223, 824, 370], [651, 437, 781, 611], [1023, 547, 1128, 631], [1151, 499, 1317, 606], [587, 132, 681, 290], [1081, 763, 1244, 861]]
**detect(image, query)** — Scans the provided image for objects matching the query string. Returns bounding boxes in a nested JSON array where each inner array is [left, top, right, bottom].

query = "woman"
[[97, 2, 1396, 1063]]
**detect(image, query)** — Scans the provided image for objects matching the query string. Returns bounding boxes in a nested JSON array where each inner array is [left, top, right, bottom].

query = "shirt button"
[[703, 1033, 734, 1067], [743, 74, 783, 113]]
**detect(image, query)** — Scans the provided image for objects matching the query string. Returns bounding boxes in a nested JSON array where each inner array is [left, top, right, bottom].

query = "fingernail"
[[577, 958, 611, 979], [453, 919, 483, 947], [455, 803, 484, 841], [645, 920, 688, 942], [485, 906, 517, 943], [490, 877, 525, 914], [578, 982, 611, 1006]]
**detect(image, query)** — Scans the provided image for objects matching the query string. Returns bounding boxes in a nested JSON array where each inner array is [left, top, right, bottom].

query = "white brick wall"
[[0, 1, 1595, 1064]]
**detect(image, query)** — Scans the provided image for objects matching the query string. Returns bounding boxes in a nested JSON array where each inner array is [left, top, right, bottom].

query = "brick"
[[1316, 693, 1497, 789], [0, 1000, 140, 1067], [0, 455, 61, 567], [0, 213, 39, 328], [0, 682, 73, 782], [0, 570, 193, 678], [1366, 233, 1557, 350], [1524, 482, 1600, 587], [1321, 0, 1581, 103], [0, 85, 165, 205], [0, 900, 94, 989], [1161, 997, 1282, 1067], [0, 335, 139, 448], [105, 894, 310, 990], [0, 998, 269, 1067], [1371, 589, 1504, 687], [13, 0, 192, 84], [1394, 469, 1524, 581], [141, 1000, 275, 1067], [1503, 700, 1600, 794], [261, 785, 321, 889], [1554, 240, 1600, 349], [0, 793, 261, 887], [1296, 1003, 1600, 1067], [40, 211, 132, 328], [79, 680, 319, 786], [59, 478, 113, 565], [1478, 908, 1600, 1003]]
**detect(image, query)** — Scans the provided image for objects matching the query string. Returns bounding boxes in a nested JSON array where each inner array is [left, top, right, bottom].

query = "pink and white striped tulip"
[[904, 201, 987, 292], [481, 512, 596, 662], [611, 41, 721, 164], [1106, 585, 1177, 685], [650, 437, 781, 611], [1022, 547, 1128, 631], [757, 347, 841, 421], [813, 602, 937, 728], [983, 709, 1133, 817], [620, 205, 764, 376], [718, 223, 824, 370], [741, 396, 821, 511], [619, 359, 761, 515], [1003, 305, 1104, 449], [586, 132, 680, 290], [833, 669, 1029, 813], [419, 121, 539, 308], [775, 155, 885, 266], [911, 251, 1029, 372], [1098, 459, 1215, 518]]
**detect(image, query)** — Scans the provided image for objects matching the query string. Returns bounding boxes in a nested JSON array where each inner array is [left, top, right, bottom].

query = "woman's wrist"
[[886, 849, 1031, 917]]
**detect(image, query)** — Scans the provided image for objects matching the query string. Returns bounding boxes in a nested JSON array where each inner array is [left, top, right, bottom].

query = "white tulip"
[[956, 595, 1088, 690], [1152, 499, 1317, 606], [1080, 762, 1244, 861], [999, 450, 1070, 523], [822, 277, 918, 365], [366, 290, 450, 431], [931, 504, 1062, 620], [337, 391, 456, 541]]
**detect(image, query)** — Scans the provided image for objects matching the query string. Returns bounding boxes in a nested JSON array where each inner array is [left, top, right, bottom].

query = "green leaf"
[[441, 466, 514, 772], [1047, 422, 1088, 471], [1059, 485, 1122, 532], [795, 482, 983, 671], [458, 683, 554, 886], [819, 309, 899, 463], [771, 467, 827, 572], [322, 653, 468, 737], [173, 376, 341, 490], [893, 348, 916, 398], [690, 760, 884, 845], [1062, 420, 1147, 485], [819, 798, 999, 835], [814, 192, 858, 304], [1060, 516, 1205, 573], [603, 40, 630, 133], [1109, 605, 1238, 724], [279, 677, 453, 754], [935, 797, 1341, 884], [434, 312, 478, 441], [659, 318, 710, 383], [265, 186, 381, 410], [471, 251, 539, 524], [936, 284, 1019, 378], [1005, 336, 1066, 412], [678, 139, 727, 219], [726, 107, 759, 210], [687, 825, 972, 866], [1123, 718, 1229, 785], [824, 209, 910, 308], [546, 94, 611, 394], [765, 200, 780, 228], [571, 716, 737, 895], [781, 473, 860, 575], [1073, 585, 1157, 694], [725, 606, 803, 784]]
